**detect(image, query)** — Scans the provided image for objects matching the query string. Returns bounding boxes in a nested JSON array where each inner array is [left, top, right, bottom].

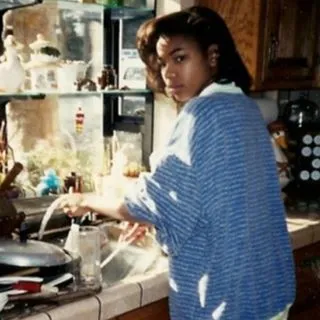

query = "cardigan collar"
[[199, 81, 243, 97]]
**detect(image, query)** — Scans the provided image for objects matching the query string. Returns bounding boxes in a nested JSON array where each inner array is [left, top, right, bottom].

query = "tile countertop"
[[20, 211, 320, 320], [286, 210, 320, 250]]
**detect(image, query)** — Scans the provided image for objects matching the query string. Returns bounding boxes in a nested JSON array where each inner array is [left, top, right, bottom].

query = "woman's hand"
[[58, 192, 140, 223], [58, 193, 90, 217], [119, 222, 150, 242]]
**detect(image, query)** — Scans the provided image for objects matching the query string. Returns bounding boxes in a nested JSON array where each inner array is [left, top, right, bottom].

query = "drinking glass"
[[78, 226, 102, 287]]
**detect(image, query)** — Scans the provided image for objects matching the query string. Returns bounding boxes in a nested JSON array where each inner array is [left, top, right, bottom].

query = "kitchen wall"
[[156, 0, 194, 13], [152, 0, 196, 152], [152, 1, 320, 152], [152, 1, 280, 152]]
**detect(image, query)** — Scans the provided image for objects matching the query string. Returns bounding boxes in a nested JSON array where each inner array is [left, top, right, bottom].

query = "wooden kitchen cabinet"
[[196, 0, 319, 91], [288, 241, 320, 319], [110, 298, 170, 320]]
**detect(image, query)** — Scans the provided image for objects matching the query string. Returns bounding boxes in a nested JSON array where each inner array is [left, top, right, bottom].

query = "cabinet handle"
[[268, 34, 279, 65]]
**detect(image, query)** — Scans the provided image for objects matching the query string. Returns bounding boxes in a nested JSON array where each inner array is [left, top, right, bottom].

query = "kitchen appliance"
[[282, 94, 320, 208]]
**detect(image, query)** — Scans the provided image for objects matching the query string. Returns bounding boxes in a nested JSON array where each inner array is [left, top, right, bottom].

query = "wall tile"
[[288, 223, 313, 250], [139, 271, 169, 307], [96, 282, 141, 320], [22, 313, 51, 320], [46, 297, 100, 320], [312, 223, 320, 243]]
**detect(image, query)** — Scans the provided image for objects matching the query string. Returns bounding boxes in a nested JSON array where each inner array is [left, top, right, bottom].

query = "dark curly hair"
[[136, 6, 252, 95]]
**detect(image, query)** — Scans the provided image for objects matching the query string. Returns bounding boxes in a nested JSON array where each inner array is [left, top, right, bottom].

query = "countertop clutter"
[[4, 210, 317, 320]]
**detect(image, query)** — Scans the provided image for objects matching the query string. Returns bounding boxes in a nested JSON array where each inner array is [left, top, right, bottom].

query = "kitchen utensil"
[[0, 239, 72, 268], [0, 162, 23, 192], [0, 195, 25, 238], [0, 211, 77, 277], [0, 273, 74, 302], [0, 292, 8, 312], [0, 281, 58, 294], [0, 276, 42, 284], [45, 273, 74, 289], [7, 282, 100, 304], [100, 222, 139, 269]]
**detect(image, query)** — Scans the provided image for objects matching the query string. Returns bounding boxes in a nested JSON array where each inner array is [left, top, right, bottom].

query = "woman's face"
[[156, 35, 216, 103]]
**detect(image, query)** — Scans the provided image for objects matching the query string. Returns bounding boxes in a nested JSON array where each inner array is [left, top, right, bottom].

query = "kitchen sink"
[[99, 223, 168, 286]]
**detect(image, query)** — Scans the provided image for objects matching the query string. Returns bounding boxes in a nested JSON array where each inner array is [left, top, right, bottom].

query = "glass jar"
[[97, 0, 123, 6]]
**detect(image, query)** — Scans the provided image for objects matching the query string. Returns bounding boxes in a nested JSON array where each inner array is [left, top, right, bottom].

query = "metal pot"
[[0, 238, 78, 278]]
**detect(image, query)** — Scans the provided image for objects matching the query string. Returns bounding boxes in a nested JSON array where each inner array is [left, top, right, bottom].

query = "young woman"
[[59, 6, 295, 320]]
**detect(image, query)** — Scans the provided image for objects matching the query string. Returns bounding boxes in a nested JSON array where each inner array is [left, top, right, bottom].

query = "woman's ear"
[[207, 44, 220, 68]]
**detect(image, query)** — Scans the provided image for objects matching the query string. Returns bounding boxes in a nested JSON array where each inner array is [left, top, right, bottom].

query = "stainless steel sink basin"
[[99, 223, 167, 286]]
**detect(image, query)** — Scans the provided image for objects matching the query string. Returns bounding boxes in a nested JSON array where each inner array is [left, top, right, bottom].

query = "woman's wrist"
[[80, 193, 97, 212]]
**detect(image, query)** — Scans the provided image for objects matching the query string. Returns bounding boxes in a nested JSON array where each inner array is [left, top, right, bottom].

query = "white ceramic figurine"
[[0, 35, 25, 92]]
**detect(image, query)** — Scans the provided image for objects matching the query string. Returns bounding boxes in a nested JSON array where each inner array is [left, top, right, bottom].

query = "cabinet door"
[[262, 0, 318, 88], [288, 242, 320, 319], [117, 298, 170, 320], [196, 0, 318, 90], [196, 0, 263, 88]]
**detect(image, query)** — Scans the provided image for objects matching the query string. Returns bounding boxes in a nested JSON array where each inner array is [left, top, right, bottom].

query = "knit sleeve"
[[124, 101, 203, 256]]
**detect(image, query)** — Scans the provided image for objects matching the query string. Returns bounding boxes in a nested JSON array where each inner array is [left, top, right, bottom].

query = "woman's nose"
[[162, 63, 176, 80]]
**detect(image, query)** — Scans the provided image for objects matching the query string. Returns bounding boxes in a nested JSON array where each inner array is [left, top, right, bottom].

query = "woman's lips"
[[167, 85, 184, 94]]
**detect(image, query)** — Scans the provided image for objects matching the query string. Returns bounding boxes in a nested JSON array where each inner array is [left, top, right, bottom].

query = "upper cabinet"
[[196, 0, 319, 91]]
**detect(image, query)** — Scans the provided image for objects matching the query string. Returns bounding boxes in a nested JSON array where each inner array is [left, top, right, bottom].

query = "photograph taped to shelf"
[[120, 96, 145, 117], [119, 49, 146, 89]]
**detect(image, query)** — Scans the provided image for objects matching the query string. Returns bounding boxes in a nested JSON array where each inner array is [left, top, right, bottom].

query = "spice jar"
[[95, 0, 123, 6], [98, 65, 117, 90]]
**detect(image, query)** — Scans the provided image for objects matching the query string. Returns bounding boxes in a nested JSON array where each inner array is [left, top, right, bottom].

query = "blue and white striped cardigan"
[[125, 83, 295, 320]]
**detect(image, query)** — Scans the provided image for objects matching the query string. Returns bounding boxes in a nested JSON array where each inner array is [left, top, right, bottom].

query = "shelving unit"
[[102, 3, 155, 167], [0, 0, 42, 12], [0, 0, 155, 194], [0, 89, 151, 97]]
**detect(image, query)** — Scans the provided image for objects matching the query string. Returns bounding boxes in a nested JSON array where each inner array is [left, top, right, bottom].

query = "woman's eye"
[[174, 55, 185, 63], [157, 60, 166, 68]]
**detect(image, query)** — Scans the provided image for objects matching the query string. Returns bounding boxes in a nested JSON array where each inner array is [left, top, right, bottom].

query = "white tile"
[[286, 212, 320, 226], [22, 313, 51, 320], [312, 223, 320, 243], [97, 282, 141, 320], [46, 297, 100, 320], [139, 271, 169, 307], [289, 224, 313, 250]]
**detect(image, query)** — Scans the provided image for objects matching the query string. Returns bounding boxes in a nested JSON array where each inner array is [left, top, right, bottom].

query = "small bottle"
[[75, 107, 85, 134], [104, 64, 117, 89], [107, 0, 123, 7], [98, 65, 117, 90], [63, 172, 83, 193]]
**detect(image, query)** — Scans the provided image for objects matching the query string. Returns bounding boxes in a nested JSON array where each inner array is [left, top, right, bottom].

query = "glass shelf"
[[108, 6, 154, 20], [0, 89, 152, 99], [0, 0, 42, 11], [57, 89, 153, 96], [41, 0, 155, 19]]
